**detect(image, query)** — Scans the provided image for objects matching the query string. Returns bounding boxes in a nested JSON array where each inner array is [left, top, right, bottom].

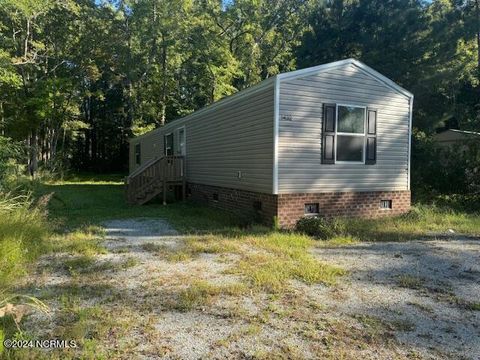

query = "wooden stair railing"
[[125, 155, 186, 205]]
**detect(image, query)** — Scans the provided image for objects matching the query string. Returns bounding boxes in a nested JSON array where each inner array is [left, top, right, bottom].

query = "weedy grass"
[[0, 194, 51, 290], [339, 205, 480, 242], [172, 281, 247, 312], [227, 232, 346, 292], [51, 225, 107, 257], [316, 235, 359, 247], [397, 274, 425, 289]]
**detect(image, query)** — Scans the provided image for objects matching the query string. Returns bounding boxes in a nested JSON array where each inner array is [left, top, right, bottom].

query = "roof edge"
[[130, 76, 276, 141]]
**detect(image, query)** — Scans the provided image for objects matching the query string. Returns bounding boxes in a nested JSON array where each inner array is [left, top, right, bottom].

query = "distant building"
[[434, 129, 480, 150]]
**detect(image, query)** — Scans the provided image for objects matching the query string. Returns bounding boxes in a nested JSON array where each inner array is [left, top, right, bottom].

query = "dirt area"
[[22, 218, 480, 359]]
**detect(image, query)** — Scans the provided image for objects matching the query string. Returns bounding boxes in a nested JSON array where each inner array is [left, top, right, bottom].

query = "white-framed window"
[[335, 104, 366, 163]]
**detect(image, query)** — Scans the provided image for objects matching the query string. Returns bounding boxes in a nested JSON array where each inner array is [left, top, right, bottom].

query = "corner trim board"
[[273, 76, 280, 195], [408, 96, 413, 191]]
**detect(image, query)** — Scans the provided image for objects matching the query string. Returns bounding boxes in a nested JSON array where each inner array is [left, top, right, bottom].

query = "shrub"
[[295, 216, 344, 240]]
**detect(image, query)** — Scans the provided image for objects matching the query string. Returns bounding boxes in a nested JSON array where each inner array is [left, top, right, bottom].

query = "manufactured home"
[[127, 59, 413, 228]]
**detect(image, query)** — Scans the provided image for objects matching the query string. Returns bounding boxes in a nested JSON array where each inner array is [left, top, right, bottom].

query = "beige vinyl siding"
[[277, 63, 411, 193], [130, 82, 275, 194]]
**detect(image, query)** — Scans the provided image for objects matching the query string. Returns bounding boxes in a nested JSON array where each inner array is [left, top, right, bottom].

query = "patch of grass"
[[390, 319, 416, 332], [172, 281, 247, 312], [140, 242, 165, 253], [465, 302, 480, 311], [54, 297, 136, 358], [339, 204, 480, 241], [316, 235, 359, 247], [185, 235, 241, 254], [38, 283, 114, 302], [61, 256, 138, 276], [165, 251, 192, 262], [397, 274, 425, 289], [354, 314, 393, 339], [407, 301, 434, 313], [63, 256, 96, 275], [163, 235, 241, 262], [121, 256, 138, 269], [234, 233, 345, 292], [167, 232, 345, 293], [51, 225, 107, 257], [215, 323, 263, 348]]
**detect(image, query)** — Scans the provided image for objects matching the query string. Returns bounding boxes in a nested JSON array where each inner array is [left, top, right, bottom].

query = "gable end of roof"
[[277, 58, 413, 99]]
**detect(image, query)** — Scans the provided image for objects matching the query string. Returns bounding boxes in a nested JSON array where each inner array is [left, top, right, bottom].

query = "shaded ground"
[[17, 218, 480, 359]]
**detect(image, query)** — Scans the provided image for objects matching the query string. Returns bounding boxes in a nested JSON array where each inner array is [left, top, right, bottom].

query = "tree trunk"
[[0, 102, 4, 136], [475, 0, 480, 73], [160, 40, 167, 126], [29, 130, 38, 179]]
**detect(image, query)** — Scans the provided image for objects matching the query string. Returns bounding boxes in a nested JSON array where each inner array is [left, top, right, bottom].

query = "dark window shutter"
[[322, 103, 336, 164], [366, 108, 377, 165]]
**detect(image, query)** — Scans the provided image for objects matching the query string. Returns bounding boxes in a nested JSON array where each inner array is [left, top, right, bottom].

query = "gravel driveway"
[[311, 238, 480, 359], [23, 219, 479, 359]]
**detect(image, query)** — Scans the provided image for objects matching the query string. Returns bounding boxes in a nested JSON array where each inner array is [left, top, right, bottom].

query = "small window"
[[135, 143, 141, 165], [212, 193, 219, 201], [305, 203, 319, 215], [336, 105, 366, 163], [380, 200, 392, 209]]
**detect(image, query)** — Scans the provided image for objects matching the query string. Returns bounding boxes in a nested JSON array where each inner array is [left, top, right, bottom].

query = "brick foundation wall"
[[187, 183, 278, 226], [277, 191, 411, 228], [187, 183, 410, 229]]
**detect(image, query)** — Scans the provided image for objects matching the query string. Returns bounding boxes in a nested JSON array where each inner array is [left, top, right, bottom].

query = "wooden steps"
[[125, 156, 186, 205]]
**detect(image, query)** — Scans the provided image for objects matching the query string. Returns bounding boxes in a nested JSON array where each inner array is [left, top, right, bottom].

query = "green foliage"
[[412, 130, 480, 196], [295, 216, 345, 240], [0, 136, 24, 190]]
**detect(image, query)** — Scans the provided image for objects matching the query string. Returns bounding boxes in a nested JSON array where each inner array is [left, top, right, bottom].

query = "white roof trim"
[[277, 58, 413, 99]]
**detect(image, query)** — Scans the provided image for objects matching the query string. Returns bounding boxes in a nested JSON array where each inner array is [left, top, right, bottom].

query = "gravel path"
[[311, 238, 480, 359]]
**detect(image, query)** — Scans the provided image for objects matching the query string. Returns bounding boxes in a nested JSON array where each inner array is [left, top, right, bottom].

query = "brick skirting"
[[187, 183, 278, 225], [277, 191, 411, 228], [187, 183, 410, 228]]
